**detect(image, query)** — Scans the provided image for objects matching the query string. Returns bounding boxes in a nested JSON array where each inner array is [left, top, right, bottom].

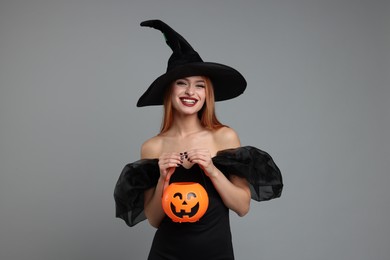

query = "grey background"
[[1, 0, 389, 259]]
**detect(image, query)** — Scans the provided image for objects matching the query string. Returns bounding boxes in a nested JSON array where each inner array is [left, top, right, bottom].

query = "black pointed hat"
[[137, 20, 247, 107]]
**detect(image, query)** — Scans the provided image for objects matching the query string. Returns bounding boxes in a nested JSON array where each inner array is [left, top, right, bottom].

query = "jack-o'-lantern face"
[[162, 182, 209, 223]]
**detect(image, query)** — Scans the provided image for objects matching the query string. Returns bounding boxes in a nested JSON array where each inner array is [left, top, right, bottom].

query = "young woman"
[[142, 75, 251, 229], [114, 20, 283, 260]]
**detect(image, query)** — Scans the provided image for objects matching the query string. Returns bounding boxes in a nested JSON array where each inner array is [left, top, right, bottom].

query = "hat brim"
[[137, 62, 247, 107]]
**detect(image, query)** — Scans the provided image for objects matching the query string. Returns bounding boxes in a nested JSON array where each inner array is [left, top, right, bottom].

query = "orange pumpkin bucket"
[[162, 182, 209, 223]]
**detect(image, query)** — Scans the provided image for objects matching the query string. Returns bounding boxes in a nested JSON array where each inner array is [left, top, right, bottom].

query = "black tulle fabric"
[[114, 146, 283, 227]]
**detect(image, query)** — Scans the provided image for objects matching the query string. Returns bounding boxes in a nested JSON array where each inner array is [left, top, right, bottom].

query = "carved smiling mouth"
[[170, 202, 200, 218], [180, 98, 198, 106]]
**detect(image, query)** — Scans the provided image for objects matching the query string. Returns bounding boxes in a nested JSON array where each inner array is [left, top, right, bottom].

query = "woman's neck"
[[169, 113, 204, 137]]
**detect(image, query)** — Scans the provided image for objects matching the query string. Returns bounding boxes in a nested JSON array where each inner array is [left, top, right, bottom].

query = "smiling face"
[[171, 76, 206, 115], [160, 76, 224, 134]]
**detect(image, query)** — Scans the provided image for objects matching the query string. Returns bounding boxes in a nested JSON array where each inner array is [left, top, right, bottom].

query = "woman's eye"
[[176, 80, 186, 85], [196, 84, 205, 88]]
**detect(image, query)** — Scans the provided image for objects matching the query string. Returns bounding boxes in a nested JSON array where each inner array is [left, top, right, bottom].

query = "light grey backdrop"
[[1, 0, 389, 259]]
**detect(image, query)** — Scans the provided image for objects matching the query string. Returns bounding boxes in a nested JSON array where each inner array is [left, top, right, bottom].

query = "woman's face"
[[170, 76, 206, 115]]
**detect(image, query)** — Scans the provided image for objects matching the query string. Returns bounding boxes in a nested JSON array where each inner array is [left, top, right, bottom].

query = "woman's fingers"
[[158, 152, 183, 177], [185, 149, 216, 176], [186, 149, 211, 163], [158, 149, 217, 177]]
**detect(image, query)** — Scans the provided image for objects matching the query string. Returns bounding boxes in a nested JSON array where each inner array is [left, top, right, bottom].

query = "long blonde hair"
[[159, 76, 226, 134]]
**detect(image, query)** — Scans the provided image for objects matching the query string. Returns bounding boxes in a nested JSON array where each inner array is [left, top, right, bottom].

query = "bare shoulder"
[[141, 135, 163, 159], [213, 126, 241, 150]]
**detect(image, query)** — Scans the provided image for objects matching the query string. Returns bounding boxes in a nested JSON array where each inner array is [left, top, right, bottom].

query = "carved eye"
[[174, 192, 183, 200], [187, 192, 196, 200]]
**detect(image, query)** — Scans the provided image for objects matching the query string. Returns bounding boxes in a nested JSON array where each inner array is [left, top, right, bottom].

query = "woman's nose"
[[185, 85, 194, 95]]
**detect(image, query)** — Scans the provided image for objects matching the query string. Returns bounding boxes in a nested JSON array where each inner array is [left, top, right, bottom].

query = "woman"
[[114, 20, 283, 260], [142, 75, 252, 229]]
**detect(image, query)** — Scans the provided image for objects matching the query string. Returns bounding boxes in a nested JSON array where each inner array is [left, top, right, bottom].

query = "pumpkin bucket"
[[162, 182, 209, 223]]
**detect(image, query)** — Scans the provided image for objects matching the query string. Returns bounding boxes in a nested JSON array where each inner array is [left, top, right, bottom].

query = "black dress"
[[114, 146, 283, 260]]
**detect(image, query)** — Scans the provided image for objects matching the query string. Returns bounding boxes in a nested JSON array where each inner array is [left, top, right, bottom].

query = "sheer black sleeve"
[[213, 146, 283, 201], [114, 159, 159, 227]]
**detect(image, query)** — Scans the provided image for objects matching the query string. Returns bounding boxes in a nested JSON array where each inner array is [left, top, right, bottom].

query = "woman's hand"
[[158, 152, 182, 190], [186, 149, 218, 177]]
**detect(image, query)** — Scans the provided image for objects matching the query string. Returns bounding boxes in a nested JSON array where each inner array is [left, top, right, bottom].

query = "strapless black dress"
[[114, 146, 283, 260]]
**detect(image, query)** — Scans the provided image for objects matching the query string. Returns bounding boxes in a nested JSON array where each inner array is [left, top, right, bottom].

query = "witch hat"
[[137, 19, 246, 107]]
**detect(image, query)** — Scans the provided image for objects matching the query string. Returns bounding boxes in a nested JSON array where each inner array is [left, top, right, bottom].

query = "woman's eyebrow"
[[180, 77, 205, 83]]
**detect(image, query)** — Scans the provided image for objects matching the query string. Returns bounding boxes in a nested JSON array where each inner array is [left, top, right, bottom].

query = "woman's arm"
[[142, 138, 182, 228], [208, 167, 251, 216], [143, 178, 167, 228], [187, 127, 251, 217]]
